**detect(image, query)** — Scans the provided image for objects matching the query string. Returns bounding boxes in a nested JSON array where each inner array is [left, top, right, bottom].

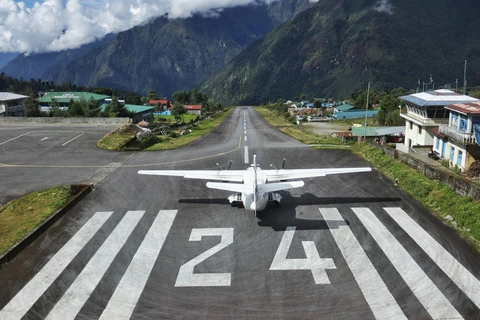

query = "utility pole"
[[463, 60, 467, 95], [364, 82, 370, 140]]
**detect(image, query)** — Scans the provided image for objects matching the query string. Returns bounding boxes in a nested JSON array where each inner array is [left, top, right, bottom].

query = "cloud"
[[374, 0, 394, 14], [0, 0, 277, 53]]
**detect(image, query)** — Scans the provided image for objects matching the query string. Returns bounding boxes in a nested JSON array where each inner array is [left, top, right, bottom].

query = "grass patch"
[[97, 133, 135, 150], [0, 186, 73, 256], [147, 108, 234, 151], [154, 114, 197, 123], [352, 143, 480, 249], [256, 107, 345, 147]]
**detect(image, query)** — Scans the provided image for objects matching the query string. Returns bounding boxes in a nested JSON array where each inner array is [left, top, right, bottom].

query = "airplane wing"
[[257, 181, 304, 193], [262, 167, 372, 182], [138, 170, 246, 182]]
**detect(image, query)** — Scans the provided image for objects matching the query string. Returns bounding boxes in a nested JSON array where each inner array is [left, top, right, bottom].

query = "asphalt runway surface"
[[1, 108, 480, 319]]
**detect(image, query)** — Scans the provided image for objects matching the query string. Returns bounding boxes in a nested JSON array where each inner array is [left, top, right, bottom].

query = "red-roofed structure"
[[432, 101, 480, 172], [149, 99, 169, 106], [185, 105, 203, 115]]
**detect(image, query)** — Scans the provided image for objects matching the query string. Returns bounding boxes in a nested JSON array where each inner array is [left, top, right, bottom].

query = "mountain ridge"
[[1, 0, 313, 97], [200, 0, 480, 104]]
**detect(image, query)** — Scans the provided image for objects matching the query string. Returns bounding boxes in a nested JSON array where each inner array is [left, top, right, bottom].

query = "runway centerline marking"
[[384, 207, 480, 310], [353, 208, 462, 319], [320, 208, 406, 320], [244, 146, 249, 164], [0, 212, 113, 320], [100, 210, 177, 320], [46, 211, 145, 319]]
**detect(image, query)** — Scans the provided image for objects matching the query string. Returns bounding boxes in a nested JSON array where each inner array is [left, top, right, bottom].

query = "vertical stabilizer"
[[253, 154, 258, 216]]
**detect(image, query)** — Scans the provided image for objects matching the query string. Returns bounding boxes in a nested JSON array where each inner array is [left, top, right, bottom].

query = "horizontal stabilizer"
[[257, 181, 304, 193]]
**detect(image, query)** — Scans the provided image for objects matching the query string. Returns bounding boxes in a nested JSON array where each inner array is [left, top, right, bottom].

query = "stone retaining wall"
[[368, 142, 480, 200], [0, 117, 130, 125]]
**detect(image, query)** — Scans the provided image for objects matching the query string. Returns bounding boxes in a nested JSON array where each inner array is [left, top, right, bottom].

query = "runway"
[[1, 107, 480, 319]]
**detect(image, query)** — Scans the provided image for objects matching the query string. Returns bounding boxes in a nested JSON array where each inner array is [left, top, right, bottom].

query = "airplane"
[[138, 155, 371, 215]]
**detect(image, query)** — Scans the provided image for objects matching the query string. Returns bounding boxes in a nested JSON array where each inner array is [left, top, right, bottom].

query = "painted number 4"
[[270, 226, 336, 284]]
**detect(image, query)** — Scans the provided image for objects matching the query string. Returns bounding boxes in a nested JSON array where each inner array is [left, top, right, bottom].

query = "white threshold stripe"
[[352, 208, 462, 319], [244, 146, 249, 164], [46, 211, 145, 320], [319, 208, 406, 320], [385, 207, 480, 310], [0, 212, 113, 320], [99, 210, 177, 320]]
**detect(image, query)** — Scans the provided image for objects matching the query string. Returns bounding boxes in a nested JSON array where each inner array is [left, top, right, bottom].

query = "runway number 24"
[[174, 227, 336, 287]]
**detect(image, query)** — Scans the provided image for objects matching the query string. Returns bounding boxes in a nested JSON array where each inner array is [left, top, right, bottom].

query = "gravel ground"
[[302, 121, 350, 135]]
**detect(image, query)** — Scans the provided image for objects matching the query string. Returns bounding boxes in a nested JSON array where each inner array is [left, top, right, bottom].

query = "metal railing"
[[439, 124, 476, 145]]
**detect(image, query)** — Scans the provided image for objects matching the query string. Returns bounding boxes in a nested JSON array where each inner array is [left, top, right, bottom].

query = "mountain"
[[0, 53, 19, 69], [1, 35, 115, 81], [1, 0, 313, 97], [200, 0, 480, 104]]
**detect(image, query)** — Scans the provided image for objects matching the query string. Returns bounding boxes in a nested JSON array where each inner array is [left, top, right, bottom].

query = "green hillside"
[[200, 0, 480, 104], [2, 0, 313, 98]]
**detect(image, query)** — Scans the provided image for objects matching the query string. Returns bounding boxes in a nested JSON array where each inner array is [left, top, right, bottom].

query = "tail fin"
[[253, 154, 258, 217]]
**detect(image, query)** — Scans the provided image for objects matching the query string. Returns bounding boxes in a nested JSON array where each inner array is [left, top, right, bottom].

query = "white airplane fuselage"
[[227, 166, 281, 212]]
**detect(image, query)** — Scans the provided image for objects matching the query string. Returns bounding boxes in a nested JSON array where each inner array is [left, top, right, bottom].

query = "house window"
[[457, 150, 463, 167], [410, 121, 413, 130], [459, 115, 467, 133], [450, 146, 455, 162], [451, 113, 458, 128], [418, 126, 422, 134]]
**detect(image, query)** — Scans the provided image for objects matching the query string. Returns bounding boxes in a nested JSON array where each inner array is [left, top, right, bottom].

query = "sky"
[[0, 0, 283, 53]]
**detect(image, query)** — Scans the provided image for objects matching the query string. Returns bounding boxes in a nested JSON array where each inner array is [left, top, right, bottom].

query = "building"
[[351, 126, 405, 143], [432, 102, 480, 172], [185, 105, 203, 115], [0, 92, 29, 117], [101, 104, 154, 123], [125, 105, 155, 123], [332, 103, 378, 120], [39, 92, 110, 112], [149, 99, 170, 110], [334, 103, 357, 113], [398, 89, 479, 153]]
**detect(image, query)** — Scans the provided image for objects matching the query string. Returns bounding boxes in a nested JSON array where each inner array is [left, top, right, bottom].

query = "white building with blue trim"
[[398, 89, 479, 154], [432, 102, 480, 172]]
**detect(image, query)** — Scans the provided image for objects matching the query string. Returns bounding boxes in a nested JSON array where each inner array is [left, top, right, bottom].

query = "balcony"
[[439, 124, 476, 145], [401, 111, 449, 126]]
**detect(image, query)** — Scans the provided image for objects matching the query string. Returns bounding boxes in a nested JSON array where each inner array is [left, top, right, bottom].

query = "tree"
[[68, 101, 84, 117], [172, 104, 186, 122], [25, 95, 41, 117], [49, 98, 65, 117], [104, 97, 133, 118], [148, 90, 160, 101]]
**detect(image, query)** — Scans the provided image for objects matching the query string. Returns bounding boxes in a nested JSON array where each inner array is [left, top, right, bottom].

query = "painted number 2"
[[270, 226, 336, 284], [175, 228, 234, 287]]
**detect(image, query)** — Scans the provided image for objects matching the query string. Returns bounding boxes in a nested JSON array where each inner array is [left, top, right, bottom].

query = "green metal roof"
[[124, 104, 154, 113], [335, 103, 357, 111], [100, 103, 154, 114], [39, 92, 110, 103]]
